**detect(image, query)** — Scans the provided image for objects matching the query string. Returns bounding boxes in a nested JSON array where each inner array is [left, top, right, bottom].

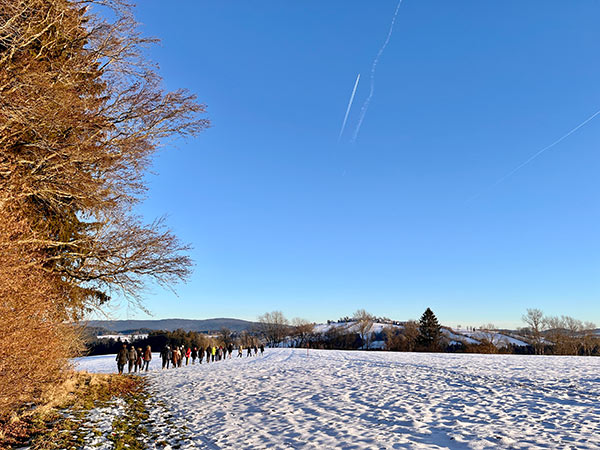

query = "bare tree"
[[581, 322, 598, 356], [256, 311, 290, 347], [353, 309, 375, 350], [402, 320, 420, 352], [521, 309, 546, 354], [477, 324, 507, 353], [0, 0, 207, 417], [0, 0, 208, 319], [219, 327, 234, 347], [291, 318, 314, 348]]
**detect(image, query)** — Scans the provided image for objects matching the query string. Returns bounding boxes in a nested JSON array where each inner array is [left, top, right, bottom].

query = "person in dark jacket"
[[227, 344, 234, 359], [143, 345, 152, 371], [127, 345, 137, 373], [247, 346, 252, 357], [205, 345, 211, 363], [116, 343, 128, 374], [160, 345, 171, 369], [260, 344, 265, 355], [198, 346, 205, 364], [135, 347, 143, 372], [191, 347, 198, 364]]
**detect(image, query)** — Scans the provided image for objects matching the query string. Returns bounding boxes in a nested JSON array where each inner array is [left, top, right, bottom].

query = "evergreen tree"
[[418, 308, 442, 351]]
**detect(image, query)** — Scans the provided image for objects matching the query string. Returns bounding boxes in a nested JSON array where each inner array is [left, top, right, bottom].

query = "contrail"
[[338, 73, 361, 142], [467, 107, 600, 203], [352, 0, 403, 143]]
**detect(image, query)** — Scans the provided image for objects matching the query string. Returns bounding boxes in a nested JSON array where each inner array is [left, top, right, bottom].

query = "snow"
[[455, 330, 530, 347], [74, 349, 600, 449], [313, 321, 399, 335]]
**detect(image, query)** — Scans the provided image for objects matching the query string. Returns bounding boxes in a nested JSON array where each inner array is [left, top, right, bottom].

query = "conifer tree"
[[417, 308, 442, 351]]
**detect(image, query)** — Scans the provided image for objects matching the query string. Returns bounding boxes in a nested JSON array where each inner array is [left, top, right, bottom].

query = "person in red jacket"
[[185, 347, 191, 365]]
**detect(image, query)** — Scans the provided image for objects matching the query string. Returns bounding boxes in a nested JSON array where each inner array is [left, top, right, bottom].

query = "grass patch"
[[0, 372, 149, 450]]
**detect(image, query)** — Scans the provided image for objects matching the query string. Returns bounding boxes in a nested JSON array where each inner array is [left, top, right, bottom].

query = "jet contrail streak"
[[338, 73, 361, 142], [352, 0, 403, 143], [467, 107, 600, 203]]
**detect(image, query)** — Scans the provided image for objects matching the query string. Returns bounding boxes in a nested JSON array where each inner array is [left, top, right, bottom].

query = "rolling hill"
[[82, 318, 257, 334]]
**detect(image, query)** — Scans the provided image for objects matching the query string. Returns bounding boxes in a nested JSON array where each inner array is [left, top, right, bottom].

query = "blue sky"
[[108, 1, 599, 328]]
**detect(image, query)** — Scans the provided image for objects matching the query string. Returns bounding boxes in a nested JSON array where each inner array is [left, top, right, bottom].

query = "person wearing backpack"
[[127, 345, 137, 373], [116, 343, 128, 374], [161, 345, 171, 369], [135, 347, 143, 372]]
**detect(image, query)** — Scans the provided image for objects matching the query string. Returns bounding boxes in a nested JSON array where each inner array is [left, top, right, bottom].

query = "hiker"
[[128, 345, 137, 373], [260, 344, 264, 355], [178, 346, 184, 367], [211, 346, 216, 362], [238, 346, 243, 358], [217, 346, 223, 361], [227, 343, 233, 359], [135, 347, 143, 372], [116, 343, 128, 374], [143, 345, 152, 371], [247, 346, 252, 357], [191, 347, 198, 364], [253, 345, 258, 356], [198, 346, 205, 364], [160, 345, 171, 369], [172, 347, 181, 368], [185, 347, 191, 365], [205, 345, 211, 363]]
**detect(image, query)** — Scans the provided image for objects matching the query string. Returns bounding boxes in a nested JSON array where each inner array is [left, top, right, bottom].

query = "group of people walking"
[[115, 342, 265, 373], [159, 343, 265, 369], [115, 344, 152, 374]]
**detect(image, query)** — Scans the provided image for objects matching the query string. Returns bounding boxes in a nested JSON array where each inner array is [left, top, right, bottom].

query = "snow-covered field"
[[74, 349, 600, 449]]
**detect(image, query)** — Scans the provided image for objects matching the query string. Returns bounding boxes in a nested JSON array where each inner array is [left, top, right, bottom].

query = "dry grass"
[[0, 370, 146, 449]]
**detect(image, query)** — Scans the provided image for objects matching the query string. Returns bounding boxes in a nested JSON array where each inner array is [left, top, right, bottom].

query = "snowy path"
[[75, 349, 600, 449]]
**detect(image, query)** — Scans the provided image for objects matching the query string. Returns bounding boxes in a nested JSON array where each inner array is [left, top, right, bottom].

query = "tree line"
[[250, 308, 599, 356]]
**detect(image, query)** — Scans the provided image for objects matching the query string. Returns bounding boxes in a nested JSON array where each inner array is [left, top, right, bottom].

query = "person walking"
[[247, 346, 252, 357], [191, 347, 198, 364], [198, 346, 205, 364], [253, 345, 258, 356], [205, 345, 211, 363], [116, 343, 128, 374], [161, 345, 171, 369], [143, 345, 152, 371], [185, 347, 191, 365], [227, 343, 233, 359], [127, 345, 137, 373], [211, 346, 216, 362], [172, 347, 181, 368], [238, 346, 243, 358], [135, 347, 143, 372], [178, 346, 184, 367], [260, 344, 265, 355]]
